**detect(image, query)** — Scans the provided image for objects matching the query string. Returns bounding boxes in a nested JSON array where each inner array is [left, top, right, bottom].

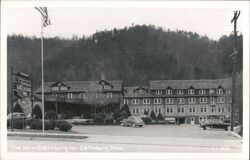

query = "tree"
[[120, 104, 131, 117], [144, 110, 148, 115], [193, 66, 202, 79], [150, 111, 156, 120], [157, 113, 164, 121]]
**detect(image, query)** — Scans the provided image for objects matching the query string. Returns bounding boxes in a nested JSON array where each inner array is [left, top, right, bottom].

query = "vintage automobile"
[[121, 116, 145, 127], [7, 112, 26, 120], [200, 117, 230, 130]]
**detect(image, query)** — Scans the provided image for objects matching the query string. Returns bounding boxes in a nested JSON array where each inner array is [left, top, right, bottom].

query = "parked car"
[[7, 112, 26, 120], [200, 117, 230, 130], [121, 116, 145, 127]]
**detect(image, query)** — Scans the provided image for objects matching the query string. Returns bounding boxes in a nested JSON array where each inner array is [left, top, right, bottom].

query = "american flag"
[[35, 7, 51, 27]]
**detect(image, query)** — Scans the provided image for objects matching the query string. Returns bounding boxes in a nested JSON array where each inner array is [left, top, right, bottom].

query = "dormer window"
[[177, 90, 183, 95], [155, 90, 162, 95], [188, 89, 194, 95], [104, 85, 111, 90], [52, 86, 59, 91], [199, 89, 206, 94], [166, 89, 172, 95], [60, 86, 68, 91], [98, 85, 102, 89], [217, 89, 223, 94]]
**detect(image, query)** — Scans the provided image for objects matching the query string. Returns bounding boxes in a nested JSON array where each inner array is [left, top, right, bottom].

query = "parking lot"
[[72, 124, 236, 140]]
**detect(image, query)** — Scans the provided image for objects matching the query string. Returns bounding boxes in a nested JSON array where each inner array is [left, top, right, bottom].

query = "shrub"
[[105, 118, 114, 124], [30, 119, 43, 130], [150, 111, 156, 120], [141, 117, 152, 123], [10, 119, 25, 129], [61, 111, 74, 119], [45, 110, 58, 120], [144, 110, 149, 115], [94, 117, 104, 123], [157, 113, 164, 121], [83, 112, 92, 119], [46, 120, 56, 130], [24, 118, 34, 126], [58, 121, 72, 131]]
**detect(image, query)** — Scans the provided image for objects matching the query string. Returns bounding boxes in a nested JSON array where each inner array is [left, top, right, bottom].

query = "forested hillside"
[[7, 25, 243, 88]]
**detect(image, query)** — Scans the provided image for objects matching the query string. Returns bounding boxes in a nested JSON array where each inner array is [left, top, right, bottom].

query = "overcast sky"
[[7, 7, 243, 40]]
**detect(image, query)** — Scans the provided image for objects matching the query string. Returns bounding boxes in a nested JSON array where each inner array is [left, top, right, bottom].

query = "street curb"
[[7, 132, 88, 139]]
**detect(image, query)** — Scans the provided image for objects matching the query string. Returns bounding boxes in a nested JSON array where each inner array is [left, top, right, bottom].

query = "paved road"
[[72, 124, 237, 139], [8, 124, 242, 153]]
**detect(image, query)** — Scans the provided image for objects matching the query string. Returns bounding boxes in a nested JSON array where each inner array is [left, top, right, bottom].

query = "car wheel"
[[205, 126, 210, 130]]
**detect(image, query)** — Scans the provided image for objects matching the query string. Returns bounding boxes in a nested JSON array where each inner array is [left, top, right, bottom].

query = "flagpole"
[[41, 15, 45, 136]]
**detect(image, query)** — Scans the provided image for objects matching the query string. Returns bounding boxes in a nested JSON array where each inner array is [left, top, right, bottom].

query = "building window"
[[167, 108, 169, 113], [227, 98, 232, 103], [178, 98, 185, 104], [107, 93, 112, 98], [188, 89, 194, 95], [226, 90, 231, 94], [218, 107, 221, 112], [181, 108, 184, 113], [170, 108, 173, 113], [98, 85, 102, 89], [154, 98, 162, 104], [166, 89, 172, 95], [204, 107, 206, 112], [201, 107, 203, 112], [189, 107, 192, 113], [143, 98, 150, 104], [60, 86, 67, 91], [166, 98, 173, 104], [104, 85, 111, 89], [52, 86, 59, 91], [217, 97, 225, 103], [222, 107, 224, 112], [79, 93, 85, 99], [132, 99, 139, 104], [159, 108, 161, 113], [52, 93, 57, 97], [210, 97, 215, 104], [177, 90, 183, 95], [136, 108, 139, 114], [193, 108, 196, 113], [188, 98, 196, 104], [200, 97, 207, 103], [155, 90, 162, 95], [123, 99, 129, 104], [228, 108, 231, 112], [199, 89, 206, 94], [217, 89, 223, 94], [67, 93, 73, 99], [178, 108, 180, 113]]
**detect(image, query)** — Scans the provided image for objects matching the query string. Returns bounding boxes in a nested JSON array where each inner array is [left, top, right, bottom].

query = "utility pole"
[[230, 10, 240, 132], [10, 66, 14, 132]]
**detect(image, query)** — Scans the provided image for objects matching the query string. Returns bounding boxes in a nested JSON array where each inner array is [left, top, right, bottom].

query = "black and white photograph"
[[1, 1, 249, 160]]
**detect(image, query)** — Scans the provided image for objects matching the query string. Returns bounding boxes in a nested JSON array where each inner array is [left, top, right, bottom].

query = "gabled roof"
[[35, 80, 123, 93], [123, 86, 152, 98], [150, 79, 232, 90]]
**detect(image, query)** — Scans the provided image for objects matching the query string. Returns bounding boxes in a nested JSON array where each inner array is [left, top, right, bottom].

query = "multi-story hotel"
[[123, 79, 232, 124], [30, 77, 232, 124]]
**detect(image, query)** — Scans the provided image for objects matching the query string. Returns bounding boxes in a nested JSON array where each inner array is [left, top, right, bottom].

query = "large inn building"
[[123, 79, 232, 124], [33, 75, 232, 124]]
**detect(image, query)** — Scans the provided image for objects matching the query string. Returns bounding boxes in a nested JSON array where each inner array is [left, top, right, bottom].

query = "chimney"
[[100, 64, 105, 80]]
